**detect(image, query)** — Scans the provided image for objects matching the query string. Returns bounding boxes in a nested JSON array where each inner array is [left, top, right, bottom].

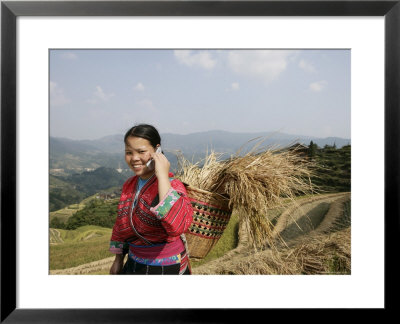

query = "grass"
[[50, 208, 81, 224], [342, 199, 351, 226], [57, 225, 111, 242], [326, 253, 350, 274], [50, 225, 112, 270]]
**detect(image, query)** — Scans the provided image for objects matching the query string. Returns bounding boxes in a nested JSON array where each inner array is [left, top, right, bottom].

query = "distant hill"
[[50, 174, 88, 211], [50, 137, 104, 155], [161, 130, 350, 159], [50, 136, 124, 170], [49, 167, 130, 212], [50, 130, 350, 170], [56, 167, 129, 195], [49, 143, 351, 226]]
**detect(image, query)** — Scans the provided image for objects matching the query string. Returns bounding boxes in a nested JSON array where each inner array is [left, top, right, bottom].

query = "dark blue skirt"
[[122, 257, 191, 275]]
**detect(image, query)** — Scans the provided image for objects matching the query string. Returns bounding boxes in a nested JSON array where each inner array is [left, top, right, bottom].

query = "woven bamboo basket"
[[183, 185, 232, 259]]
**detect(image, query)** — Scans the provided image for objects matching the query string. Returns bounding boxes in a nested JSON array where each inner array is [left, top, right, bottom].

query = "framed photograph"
[[1, 0, 398, 321]]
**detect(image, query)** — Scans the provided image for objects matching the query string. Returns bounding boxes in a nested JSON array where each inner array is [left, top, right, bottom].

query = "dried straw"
[[193, 227, 351, 275], [176, 140, 317, 249]]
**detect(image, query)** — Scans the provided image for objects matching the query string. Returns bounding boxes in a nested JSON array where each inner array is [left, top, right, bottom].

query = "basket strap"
[[129, 177, 155, 246], [130, 222, 154, 246], [180, 233, 190, 257]]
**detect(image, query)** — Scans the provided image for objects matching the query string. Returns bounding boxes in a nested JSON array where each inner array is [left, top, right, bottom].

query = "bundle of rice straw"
[[176, 139, 316, 249]]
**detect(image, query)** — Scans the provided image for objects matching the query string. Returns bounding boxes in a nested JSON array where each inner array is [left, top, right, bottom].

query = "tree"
[[50, 216, 65, 229], [308, 140, 317, 159]]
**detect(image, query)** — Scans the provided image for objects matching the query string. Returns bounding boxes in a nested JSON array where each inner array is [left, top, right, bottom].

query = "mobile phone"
[[146, 146, 162, 170]]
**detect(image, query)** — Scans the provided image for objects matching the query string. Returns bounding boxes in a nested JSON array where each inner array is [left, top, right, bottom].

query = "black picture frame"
[[1, 0, 398, 322]]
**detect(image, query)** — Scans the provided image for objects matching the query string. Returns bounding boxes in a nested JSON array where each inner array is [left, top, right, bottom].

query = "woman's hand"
[[151, 151, 171, 198], [151, 151, 170, 181], [109, 254, 124, 274]]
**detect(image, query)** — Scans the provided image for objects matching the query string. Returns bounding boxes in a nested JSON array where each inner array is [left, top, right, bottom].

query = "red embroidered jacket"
[[109, 173, 193, 254]]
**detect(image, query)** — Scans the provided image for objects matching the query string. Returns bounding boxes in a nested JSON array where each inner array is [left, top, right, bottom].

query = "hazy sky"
[[50, 49, 350, 140]]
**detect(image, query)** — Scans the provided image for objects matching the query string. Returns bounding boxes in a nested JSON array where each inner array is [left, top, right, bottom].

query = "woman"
[[109, 124, 193, 275]]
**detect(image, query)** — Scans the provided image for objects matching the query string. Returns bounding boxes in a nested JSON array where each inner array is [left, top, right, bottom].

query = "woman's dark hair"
[[124, 124, 161, 148]]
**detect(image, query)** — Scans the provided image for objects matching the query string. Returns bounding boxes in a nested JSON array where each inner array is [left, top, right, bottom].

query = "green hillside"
[[49, 167, 129, 212], [50, 175, 87, 211], [51, 198, 119, 230], [49, 193, 101, 225], [62, 166, 128, 195], [309, 143, 351, 193]]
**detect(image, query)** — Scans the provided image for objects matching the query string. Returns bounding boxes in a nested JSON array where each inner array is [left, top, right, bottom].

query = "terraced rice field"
[[49, 225, 112, 270], [193, 192, 351, 275], [50, 193, 351, 275], [49, 194, 99, 223], [49, 228, 64, 244]]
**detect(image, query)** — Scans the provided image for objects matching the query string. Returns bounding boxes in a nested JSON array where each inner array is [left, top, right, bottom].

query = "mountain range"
[[50, 130, 351, 171]]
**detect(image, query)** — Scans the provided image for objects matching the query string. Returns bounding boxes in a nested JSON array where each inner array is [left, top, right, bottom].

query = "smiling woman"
[[109, 124, 194, 275]]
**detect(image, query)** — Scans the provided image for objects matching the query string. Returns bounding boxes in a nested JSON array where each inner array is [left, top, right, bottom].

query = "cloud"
[[299, 59, 317, 73], [309, 80, 327, 92], [87, 86, 115, 104], [128, 99, 159, 125], [227, 50, 297, 84], [60, 52, 78, 60], [134, 82, 145, 91], [174, 50, 216, 70], [50, 81, 69, 106], [230, 82, 240, 91], [136, 99, 157, 113]]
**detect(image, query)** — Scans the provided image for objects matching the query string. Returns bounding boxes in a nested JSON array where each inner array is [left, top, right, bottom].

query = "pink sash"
[[129, 239, 184, 259]]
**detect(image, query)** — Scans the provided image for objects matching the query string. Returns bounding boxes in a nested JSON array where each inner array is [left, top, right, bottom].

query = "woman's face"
[[124, 136, 157, 179]]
